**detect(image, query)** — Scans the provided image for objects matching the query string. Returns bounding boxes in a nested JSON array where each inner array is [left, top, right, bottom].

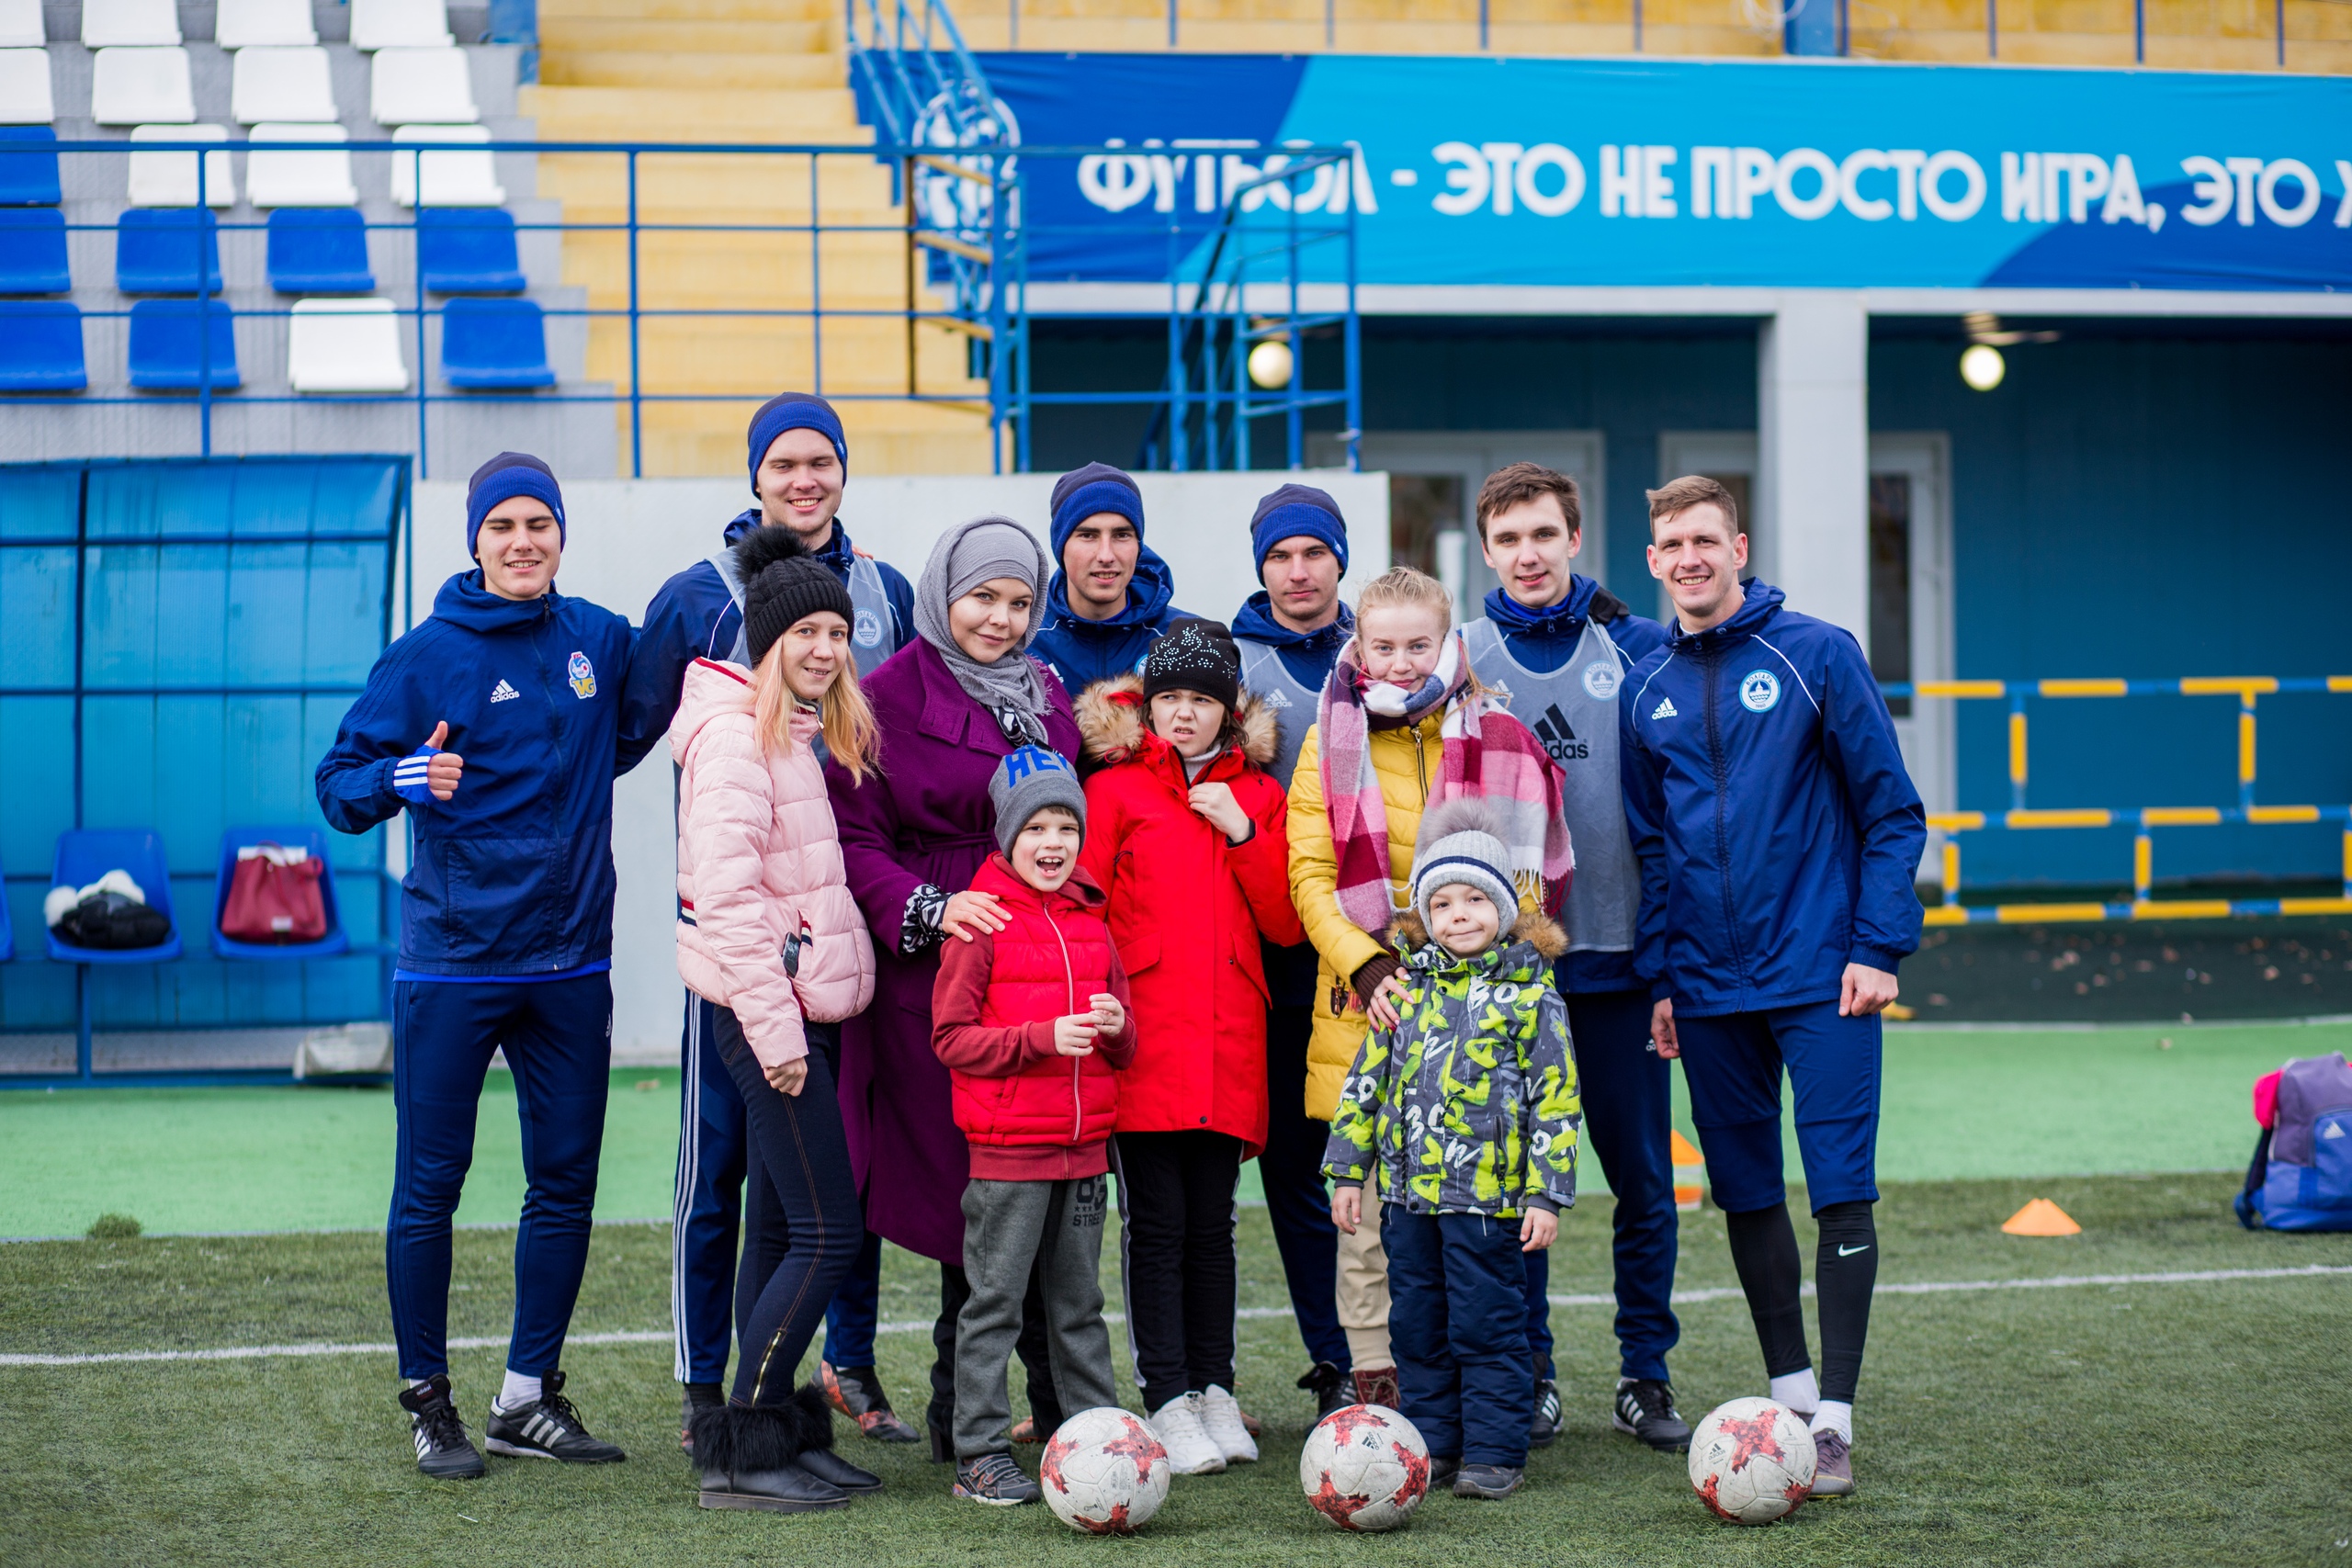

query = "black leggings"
[[719, 1013, 859, 1408], [1114, 1129, 1243, 1412]]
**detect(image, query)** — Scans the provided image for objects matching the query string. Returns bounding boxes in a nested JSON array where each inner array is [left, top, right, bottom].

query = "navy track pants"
[[388, 974, 611, 1382], [673, 991, 884, 1386], [1382, 1207, 1533, 1468], [1675, 998, 1883, 1215], [1259, 1003, 1350, 1371], [1555, 986, 1682, 1382]]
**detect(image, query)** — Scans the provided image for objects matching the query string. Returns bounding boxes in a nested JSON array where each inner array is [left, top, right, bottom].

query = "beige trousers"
[[1335, 1163, 1392, 1369]]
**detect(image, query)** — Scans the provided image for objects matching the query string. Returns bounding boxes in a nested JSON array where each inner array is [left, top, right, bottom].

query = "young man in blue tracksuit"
[[318, 453, 655, 1480], [1619, 474, 1926, 1500], [616, 392, 922, 1451], [1027, 462, 1193, 704], [1229, 483, 1355, 1418], [1458, 462, 1689, 1455]]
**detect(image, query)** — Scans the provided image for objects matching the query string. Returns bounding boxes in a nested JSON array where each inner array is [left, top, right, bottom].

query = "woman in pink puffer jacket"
[[670, 526, 882, 1515]]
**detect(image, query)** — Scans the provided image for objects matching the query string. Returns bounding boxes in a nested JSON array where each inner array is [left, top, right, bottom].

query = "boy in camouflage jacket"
[[1324, 799, 1580, 1499]]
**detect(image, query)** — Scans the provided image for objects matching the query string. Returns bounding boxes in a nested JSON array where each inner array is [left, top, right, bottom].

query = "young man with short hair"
[[1028, 462, 1193, 699], [1619, 475, 1926, 1498], [619, 392, 922, 1453], [1458, 461, 1688, 1454], [1228, 483, 1357, 1416]]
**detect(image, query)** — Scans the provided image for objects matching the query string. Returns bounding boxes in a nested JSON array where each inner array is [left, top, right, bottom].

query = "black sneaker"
[[1297, 1360, 1351, 1421], [1529, 1377, 1562, 1448], [1453, 1462, 1524, 1499], [484, 1371, 628, 1463], [954, 1451, 1041, 1506], [1612, 1378, 1692, 1453], [398, 1374, 485, 1481]]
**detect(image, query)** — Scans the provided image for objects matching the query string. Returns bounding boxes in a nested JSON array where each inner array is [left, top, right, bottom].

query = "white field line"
[[5, 1267, 2346, 1370]]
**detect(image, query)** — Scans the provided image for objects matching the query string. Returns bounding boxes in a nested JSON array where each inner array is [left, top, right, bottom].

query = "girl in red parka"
[[1076, 618, 1306, 1477]]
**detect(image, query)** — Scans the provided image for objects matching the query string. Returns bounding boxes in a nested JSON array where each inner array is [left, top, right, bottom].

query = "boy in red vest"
[[933, 747, 1139, 1506]]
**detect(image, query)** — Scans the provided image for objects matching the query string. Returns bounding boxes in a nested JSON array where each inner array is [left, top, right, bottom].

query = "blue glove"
[[393, 744, 442, 804]]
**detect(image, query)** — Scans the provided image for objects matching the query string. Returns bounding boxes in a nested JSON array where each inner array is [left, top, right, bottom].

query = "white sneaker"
[[1147, 1393, 1227, 1475], [1196, 1385, 1259, 1463]]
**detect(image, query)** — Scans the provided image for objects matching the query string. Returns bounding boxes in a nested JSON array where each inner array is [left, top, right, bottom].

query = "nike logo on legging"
[[1837, 1244, 1871, 1257]]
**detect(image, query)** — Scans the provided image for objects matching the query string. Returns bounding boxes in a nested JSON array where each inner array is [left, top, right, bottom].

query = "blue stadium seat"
[[0, 209, 70, 293], [418, 209, 523, 294], [48, 829, 185, 965], [441, 297, 552, 388], [0, 127, 62, 207], [0, 301, 87, 390], [116, 209, 223, 294], [210, 826, 350, 960], [266, 208, 375, 293], [129, 299, 240, 389]]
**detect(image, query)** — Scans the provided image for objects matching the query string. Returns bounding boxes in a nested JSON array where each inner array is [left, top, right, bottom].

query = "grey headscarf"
[[913, 515, 1054, 747]]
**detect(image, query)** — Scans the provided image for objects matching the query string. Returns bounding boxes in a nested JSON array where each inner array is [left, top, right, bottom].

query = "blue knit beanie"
[[1048, 461, 1144, 563], [746, 392, 849, 493], [466, 452, 565, 558], [1250, 483, 1347, 574]]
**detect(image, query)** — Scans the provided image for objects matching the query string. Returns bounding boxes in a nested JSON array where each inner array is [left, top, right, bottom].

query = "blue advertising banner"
[[977, 52, 2352, 292]]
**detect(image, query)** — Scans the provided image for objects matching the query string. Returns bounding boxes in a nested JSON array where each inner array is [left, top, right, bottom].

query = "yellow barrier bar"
[[2331, 676, 2352, 694], [1996, 902, 2110, 922], [2006, 808, 2114, 829], [2132, 899, 2235, 919], [2238, 707, 2256, 784], [1922, 905, 1971, 926], [2245, 805, 2322, 824], [1914, 680, 2007, 698], [2280, 897, 2352, 917], [2141, 807, 2223, 826], [1941, 840, 1960, 899], [2038, 679, 2129, 697], [2345, 827, 2351, 887], [1927, 811, 1985, 831], [2132, 833, 2151, 897], [2180, 676, 2279, 697], [2007, 711, 2026, 786]]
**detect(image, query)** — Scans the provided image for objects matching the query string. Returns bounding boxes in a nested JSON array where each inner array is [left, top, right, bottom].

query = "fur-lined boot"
[[691, 1383, 879, 1512]]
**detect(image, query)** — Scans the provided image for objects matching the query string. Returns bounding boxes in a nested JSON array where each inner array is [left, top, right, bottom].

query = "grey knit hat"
[[988, 746, 1087, 858], [1409, 797, 1517, 933]]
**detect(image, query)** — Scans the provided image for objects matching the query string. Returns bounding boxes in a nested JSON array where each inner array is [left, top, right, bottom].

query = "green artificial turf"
[[4, 1174, 2348, 1566], [6, 1021, 2343, 1239]]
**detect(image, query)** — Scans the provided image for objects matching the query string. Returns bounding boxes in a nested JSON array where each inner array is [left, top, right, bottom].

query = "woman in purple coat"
[[827, 515, 1084, 1457]]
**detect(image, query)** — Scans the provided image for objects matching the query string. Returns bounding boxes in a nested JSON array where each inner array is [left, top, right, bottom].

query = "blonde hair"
[[1355, 565, 1453, 638], [752, 634, 879, 784]]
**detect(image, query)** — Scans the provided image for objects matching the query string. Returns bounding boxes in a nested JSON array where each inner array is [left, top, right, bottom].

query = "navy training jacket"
[[315, 570, 648, 976], [1029, 547, 1193, 695], [1619, 580, 1926, 1018]]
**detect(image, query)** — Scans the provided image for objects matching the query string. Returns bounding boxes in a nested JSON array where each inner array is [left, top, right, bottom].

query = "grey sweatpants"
[[953, 1173, 1117, 1459]]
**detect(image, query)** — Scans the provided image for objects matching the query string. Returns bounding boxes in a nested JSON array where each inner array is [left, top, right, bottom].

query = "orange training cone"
[[1670, 1129, 1704, 1213], [2001, 1198, 2081, 1236]]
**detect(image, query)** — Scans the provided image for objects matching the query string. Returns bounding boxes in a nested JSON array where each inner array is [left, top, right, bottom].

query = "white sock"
[[496, 1371, 543, 1413], [1810, 1400, 1853, 1443], [406, 1376, 435, 1392], [1769, 1370, 1820, 1413]]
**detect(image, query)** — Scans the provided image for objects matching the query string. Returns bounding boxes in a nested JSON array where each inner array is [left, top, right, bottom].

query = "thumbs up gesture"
[[393, 720, 466, 804]]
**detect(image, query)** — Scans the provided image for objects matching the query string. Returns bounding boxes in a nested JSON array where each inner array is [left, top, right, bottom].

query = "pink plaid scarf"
[[1317, 630, 1573, 934]]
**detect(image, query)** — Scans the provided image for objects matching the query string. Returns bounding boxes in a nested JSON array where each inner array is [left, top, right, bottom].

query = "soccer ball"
[[1297, 1404, 1430, 1531], [1039, 1407, 1171, 1535], [1686, 1397, 1817, 1526]]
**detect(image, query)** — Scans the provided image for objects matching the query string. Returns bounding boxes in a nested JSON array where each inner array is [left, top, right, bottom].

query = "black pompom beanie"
[[732, 526, 854, 669]]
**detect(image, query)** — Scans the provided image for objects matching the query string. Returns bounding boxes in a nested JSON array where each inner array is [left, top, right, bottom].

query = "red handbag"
[[221, 843, 327, 943]]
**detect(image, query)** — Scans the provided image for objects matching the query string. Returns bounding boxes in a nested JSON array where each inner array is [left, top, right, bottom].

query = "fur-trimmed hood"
[[1389, 906, 1567, 963], [1074, 671, 1280, 773]]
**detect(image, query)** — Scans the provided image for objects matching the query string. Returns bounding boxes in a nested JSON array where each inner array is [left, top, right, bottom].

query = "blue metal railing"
[[24, 136, 1360, 479]]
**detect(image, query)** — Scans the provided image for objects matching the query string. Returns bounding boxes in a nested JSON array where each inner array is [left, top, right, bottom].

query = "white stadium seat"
[[91, 46, 195, 124], [215, 0, 318, 48], [0, 0, 43, 49], [389, 124, 504, 207], [349, 0, 453, 51], [82, 0, 180, 47], [370, 46, 478, 126], [289, 298, 411, 391], [128, 123, 234, 207], [232, 45, 339, 124], [0, 49, 53, 121], [246, 122, 358, 207]]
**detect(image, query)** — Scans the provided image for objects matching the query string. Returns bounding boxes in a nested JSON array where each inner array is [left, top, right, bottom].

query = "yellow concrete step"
[[518, 85, 868, 141], [539, 16, 833, 50], [599, 322, 987, 392], [540, 0, 834, 21], [538, 50, 846, 89], [626, 415, 996, 479], [562, 243, 927, 309]]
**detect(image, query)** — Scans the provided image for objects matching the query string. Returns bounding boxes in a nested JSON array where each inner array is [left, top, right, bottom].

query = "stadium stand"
[[47, 830, 185, 965], [0, 208, 71, 292], [526, 0, 997, 472], [0, 0, 41, 46], [6, 0, 610, 476], [82, 0, 180, 47]]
